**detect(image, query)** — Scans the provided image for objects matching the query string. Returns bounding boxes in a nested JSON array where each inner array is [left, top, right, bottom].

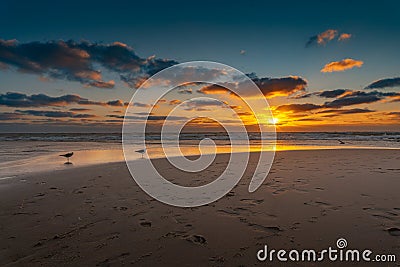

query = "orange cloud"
[[338, 33, 352, 41], [198, 84, 229, 95], [317, 29, 338, 45], [321, 58, 363, 73], [88, 80, 115, 89], [169, 99, 182, 105]]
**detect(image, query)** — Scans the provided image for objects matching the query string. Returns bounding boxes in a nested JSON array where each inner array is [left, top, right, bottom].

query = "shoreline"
[[1, 147, 400, 182]]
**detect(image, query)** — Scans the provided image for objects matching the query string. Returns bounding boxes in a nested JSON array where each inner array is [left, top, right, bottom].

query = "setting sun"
[[268, 117, 279, 125]]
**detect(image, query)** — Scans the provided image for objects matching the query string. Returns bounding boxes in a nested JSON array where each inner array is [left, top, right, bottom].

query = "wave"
[[1, 132, 400, 142]]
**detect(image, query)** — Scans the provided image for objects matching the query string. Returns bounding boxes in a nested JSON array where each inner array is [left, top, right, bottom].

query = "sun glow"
[[271, 117, 279, 125]]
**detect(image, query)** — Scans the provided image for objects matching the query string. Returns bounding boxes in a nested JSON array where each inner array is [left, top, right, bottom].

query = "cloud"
[[252, 76, 307, 97], [15, 109, 96, 118], [323, 91, 399, 108], [318, 108, 375, 116], [276, 90, 400, 113], [87, 80, 115, 89], [69, 108, 92, 111], [178, 88, 192, 94], [338, 33, 352, 41], [107, 114, 187, 121], [294, 89, 351, 99], [131, 102, 152, 108], [0, 112, 24, 120], [365, 77, 400, 89], [169, 99, 182, 105], [321, 58, 363, 73], [385, 112, 400, 118], [0, 39, 178, 88], [183, 99, 228, 111], [198, 84, 229, 95], [198, 75, 308, 98], [390, 95, 400, 102], [294, 89, 400, 107], [0, 92, 126, 108], [306, 29, 338, 47], [106, 100, 125, 107], [276, 103, 322, 113], [147, 115, 188, 121], [129, 66, 226, 89]]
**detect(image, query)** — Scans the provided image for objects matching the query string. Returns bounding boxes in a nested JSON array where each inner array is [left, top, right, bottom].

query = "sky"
[[0, 0, 399, 132]]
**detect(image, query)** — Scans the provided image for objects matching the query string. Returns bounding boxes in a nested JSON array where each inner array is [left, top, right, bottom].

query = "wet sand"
[[0, 149, 399, 266]]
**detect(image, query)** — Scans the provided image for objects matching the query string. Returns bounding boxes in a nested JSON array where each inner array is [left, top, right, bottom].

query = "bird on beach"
[[338, 139, 345, 144], [60, 152, 74, 164], [135, 149, 146, 158]]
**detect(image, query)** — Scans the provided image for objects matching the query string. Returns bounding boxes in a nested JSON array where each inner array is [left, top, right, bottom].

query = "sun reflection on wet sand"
[[1, 142, 399, 180]]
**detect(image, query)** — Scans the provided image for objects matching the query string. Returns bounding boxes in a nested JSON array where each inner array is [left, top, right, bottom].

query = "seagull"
[[135, 149, 146, 158], [60, 152, 74, 164], [338, 139, 345, 144]]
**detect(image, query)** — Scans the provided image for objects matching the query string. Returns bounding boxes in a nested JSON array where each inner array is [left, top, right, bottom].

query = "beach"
[[0, 149, 399, 266]]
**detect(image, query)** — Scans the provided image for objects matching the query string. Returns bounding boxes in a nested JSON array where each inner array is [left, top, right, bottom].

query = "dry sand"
[[0, 149, 399, 266]]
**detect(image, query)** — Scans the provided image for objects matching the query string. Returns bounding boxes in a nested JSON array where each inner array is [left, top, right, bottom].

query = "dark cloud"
[[0, 92, 125, 108], [294, 89, 351, 99], [0, 39, 178, 88], [276, 103, 322, 113], [318, 108, 375, 116], [365, 77, 400, 89], [252, 76, 307, 97], [324, 91, 399, 108], [294, 89, 400, 108], [318, 89, 350, 98], [106, 100, 125, 107], [107, 114, 187, 121], [131, 102, 152, 108], [277, 89, 400, 114], [276, 90, 399, 114], [305, 36, 318, 47], [15, 109, 96, 118], [198, 75, 307, 98]]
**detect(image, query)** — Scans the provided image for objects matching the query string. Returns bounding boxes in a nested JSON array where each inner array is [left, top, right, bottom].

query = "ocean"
[[1, 132, 399, 179]]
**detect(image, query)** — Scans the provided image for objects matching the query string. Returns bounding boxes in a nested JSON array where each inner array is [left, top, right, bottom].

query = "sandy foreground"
[[0, 149, 399, 266]]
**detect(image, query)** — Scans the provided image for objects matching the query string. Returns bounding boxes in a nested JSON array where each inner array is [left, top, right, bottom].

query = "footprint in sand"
[[363, 207, 398, 222], [240, 198, 264, 205], [139, 221, 152, 227], [186, 234, 207, 245], [387, 227, 400, 236], [164, 232, 207, 245], [97, 252, 130, 266], [248, 223, 282, 235], [72, 189, 84, 194], [217, 209, 239, 217]]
